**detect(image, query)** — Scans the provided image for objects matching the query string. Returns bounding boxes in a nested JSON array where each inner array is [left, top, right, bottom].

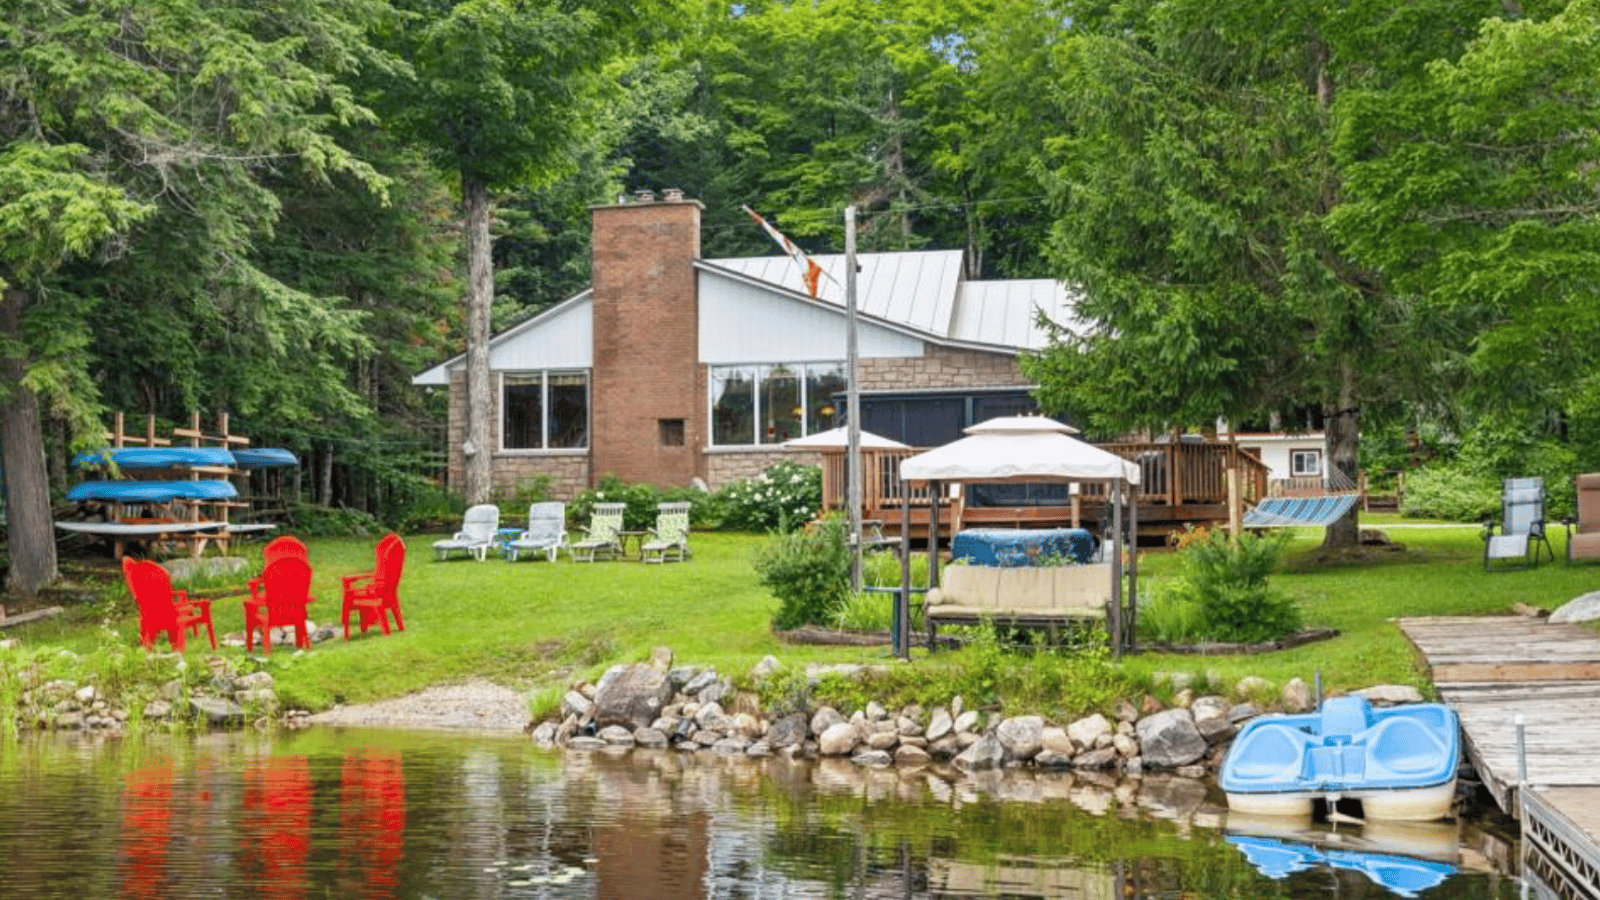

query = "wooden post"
[[1227, 466, 1241, 537]]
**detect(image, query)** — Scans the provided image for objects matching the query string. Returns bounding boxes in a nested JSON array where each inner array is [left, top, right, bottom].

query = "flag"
[[741, 205, 826, 298]]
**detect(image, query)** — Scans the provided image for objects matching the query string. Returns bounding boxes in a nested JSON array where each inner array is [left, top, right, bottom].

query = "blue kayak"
[[72, 447, 238, 470], [230, 447, 299, 468], [66, 480, 239, 503]]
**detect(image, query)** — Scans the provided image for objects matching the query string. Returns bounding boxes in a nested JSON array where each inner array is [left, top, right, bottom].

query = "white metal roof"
[[708, 250, 1082, 350], [414, 248, 1085, 384]]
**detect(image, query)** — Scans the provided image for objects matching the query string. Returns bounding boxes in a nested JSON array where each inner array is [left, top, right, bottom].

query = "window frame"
[[708, 361, 846, 448], [499, 369, 590, 452], [1290, 448, 1323, 477]]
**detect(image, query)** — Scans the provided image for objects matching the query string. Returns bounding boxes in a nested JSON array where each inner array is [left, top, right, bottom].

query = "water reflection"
[[0, 730, 1520, 899]]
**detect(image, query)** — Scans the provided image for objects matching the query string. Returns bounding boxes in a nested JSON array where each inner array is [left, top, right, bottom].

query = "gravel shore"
[[304, 681, 531, 732]]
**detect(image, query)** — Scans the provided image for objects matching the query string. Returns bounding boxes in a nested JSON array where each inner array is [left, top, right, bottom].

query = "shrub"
[[755, 515, 852, 630], [1136, 578, 1207, 645], [860, 549, 932, 590], [830, 591, 895, 631], [571, 476, 662, 531], [1170, 528, 1300, 643], [717, 460, 822, 532], [1400, 467, 1501, 522]]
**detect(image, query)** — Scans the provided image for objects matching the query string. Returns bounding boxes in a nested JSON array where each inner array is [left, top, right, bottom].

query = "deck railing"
[[818, 441, 1270, 516]]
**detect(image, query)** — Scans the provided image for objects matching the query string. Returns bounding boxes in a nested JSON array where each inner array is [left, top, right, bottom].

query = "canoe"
[[65, 480, 239, 503], [1219, 695, 1460, 821]]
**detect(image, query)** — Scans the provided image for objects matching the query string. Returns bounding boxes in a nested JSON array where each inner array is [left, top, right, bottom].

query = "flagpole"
[[845, 205, 863, 593]]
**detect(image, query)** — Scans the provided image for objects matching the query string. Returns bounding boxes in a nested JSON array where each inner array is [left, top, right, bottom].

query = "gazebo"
[[895, 416, 1143, 657]]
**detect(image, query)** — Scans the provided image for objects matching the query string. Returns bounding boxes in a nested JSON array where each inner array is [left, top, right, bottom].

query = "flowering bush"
[[717, 460, 822, 532]]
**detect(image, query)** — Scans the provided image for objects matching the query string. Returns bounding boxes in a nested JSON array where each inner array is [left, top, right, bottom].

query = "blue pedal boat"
[[1220, 695, 1460, 821]]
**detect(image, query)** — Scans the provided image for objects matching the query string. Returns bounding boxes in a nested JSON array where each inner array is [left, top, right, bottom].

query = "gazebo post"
[[1111, 479, 1124, 658], [897, 489, 913, 659], [1127, 479, 1139, 653], [927, 480, 942, 591]]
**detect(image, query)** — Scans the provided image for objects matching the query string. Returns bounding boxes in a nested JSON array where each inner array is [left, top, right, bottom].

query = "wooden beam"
[[1435, 662, 1600, 683]]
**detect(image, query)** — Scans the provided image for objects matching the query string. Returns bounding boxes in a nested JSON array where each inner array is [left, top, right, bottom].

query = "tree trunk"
[[1323, 362, 1361, 549], [0, 284, 59, 597], [461, 175, 494, 505]]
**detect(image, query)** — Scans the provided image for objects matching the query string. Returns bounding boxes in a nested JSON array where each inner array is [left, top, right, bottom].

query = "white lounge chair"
[[507, 501, 566, 562], [432, 504, 500, 561]]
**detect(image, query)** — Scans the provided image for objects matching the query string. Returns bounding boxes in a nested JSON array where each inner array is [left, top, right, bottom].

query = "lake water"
[[0, 728, 1524, 899]]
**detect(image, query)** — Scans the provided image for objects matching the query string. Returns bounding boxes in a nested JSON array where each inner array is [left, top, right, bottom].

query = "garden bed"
[[1139, 628, 1340, 656]]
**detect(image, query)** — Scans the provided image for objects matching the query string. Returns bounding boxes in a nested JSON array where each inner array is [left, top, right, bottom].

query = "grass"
[[9, 516, 1599, 724]]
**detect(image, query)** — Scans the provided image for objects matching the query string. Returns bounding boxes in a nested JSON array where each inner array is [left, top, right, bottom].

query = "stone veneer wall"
[[704, 449, 811, 491], [857, 344, 1024, 390]]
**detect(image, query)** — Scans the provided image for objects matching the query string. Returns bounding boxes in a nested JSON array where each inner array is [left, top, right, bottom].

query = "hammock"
[[1242, 494, 1361, 528]]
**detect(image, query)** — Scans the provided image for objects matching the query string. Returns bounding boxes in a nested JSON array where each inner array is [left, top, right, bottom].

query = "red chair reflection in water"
[[123, 557, 217, 652], [120, 765, 176, 900], [342, 533, 406, 638], [241, 755, 312, 900], [339, 750, 406, 898], [243, 555, 314, 653]]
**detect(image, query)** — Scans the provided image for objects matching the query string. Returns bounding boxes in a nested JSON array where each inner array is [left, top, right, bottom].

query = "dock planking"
[[1398, 616, 1600, 815]]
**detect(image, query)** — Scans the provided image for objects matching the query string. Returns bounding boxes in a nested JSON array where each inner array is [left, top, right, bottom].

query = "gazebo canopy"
[[898, 415, 1140, 486]]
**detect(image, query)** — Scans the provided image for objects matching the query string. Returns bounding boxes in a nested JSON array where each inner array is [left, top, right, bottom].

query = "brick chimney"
[[588, 192, 704, 487]]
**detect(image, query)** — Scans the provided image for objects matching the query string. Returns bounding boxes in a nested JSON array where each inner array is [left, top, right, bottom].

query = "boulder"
[[1353, 684, 1425, 706], [818, 722, 859, 756], [1067, 713, 1112, 749], [766, 712, 808, 748], [925, 708, 954, 741], [1281, 677, 1314, 713], [1550, 591, 1600, 624], [592, 663, 674, 728], [1135, 708, 1207, 768], [953, 733, 1006, 771], [996, 715, 1044, 761]]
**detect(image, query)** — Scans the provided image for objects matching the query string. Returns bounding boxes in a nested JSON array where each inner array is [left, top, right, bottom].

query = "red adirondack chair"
[[246, 535, 309, 601], [244, 555, 314, 653], [342, 533, 406, 639], [122, 557, 216, 652]]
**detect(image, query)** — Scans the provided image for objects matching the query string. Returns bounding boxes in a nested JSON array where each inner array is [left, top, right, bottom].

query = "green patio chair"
[[569, 502, 625, 562], [641, 501, 691, 563]]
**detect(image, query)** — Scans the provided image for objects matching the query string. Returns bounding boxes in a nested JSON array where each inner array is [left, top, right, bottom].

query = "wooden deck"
[[1398, 616, 1600, 897], [816, 441, 1271, 541]]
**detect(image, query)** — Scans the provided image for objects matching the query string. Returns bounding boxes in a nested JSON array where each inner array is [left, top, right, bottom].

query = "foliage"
[[498, 474, 555, 511], [716, 460, 822, 533], [283, 503, 387, 538], [860, 550, 931, 590], [1400, 467, 1502, 522], [1331, 0, 1600, 421], [829, 591, 894, 631], [571, 476, 666, 531], [1167, 528, 1300, 644], [1135, 579, 1208, 646], [755, 516, 852, 630]]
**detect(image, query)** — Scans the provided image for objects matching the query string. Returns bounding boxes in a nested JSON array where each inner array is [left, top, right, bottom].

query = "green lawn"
[[11, 518, 1599, 721]]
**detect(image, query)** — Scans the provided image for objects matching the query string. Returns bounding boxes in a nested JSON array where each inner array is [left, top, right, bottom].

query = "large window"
[[502, 371, 588, 450], [711, 362, 846, 446]]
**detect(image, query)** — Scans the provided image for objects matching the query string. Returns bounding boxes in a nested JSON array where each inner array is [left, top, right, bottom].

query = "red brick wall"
[[589, 198, 705, 488]]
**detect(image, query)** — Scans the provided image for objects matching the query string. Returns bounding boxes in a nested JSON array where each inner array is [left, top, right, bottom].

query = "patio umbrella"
[[782, 426, 910, 450]]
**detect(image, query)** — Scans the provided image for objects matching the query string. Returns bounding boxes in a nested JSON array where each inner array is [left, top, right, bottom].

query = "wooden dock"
[[1398, 615, 1600, 897]]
